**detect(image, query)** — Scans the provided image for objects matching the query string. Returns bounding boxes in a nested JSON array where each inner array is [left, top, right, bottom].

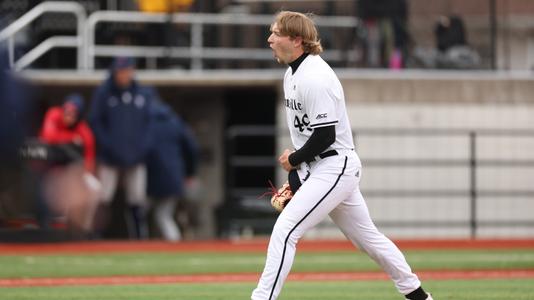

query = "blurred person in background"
[[0, 45, 33, 227], [435, 15, 467, 53], [40, 94, 95, 174], [137, 0, 194, 13], [137, 0, 196, 69], [37, 93, 100, 235], [0, 47, 25, 186], [412, 15, 480, 69], [146, 100, 200, 241], [356, 0, 410, 68], [433, 15, 480, 69], [89, 57, 155, 239]]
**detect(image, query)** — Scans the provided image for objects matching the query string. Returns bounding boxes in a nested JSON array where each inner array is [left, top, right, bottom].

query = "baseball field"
[[1, 239, 533, 300]]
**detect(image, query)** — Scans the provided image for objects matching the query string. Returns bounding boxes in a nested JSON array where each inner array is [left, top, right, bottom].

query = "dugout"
[[1, 70, 281, 241]]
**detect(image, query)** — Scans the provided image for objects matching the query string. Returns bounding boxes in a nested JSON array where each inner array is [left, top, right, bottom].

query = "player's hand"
[[278, 149, 295, 172], [72, 136, 82, 145]]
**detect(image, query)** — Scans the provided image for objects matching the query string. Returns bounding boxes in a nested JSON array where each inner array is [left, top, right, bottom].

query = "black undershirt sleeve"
[[288, 125, 335, 167]]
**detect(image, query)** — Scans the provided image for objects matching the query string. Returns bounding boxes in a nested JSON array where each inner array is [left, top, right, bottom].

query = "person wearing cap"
[[38, 93, 99, 234], [40, 93, 95, 173], [88, 57, 155, 239]]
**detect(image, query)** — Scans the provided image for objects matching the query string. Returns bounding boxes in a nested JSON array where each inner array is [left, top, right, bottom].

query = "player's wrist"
[[287, 152, 300, 167]]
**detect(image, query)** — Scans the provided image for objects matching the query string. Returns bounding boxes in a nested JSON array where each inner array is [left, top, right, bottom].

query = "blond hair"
[[273, 11, 323, 55]]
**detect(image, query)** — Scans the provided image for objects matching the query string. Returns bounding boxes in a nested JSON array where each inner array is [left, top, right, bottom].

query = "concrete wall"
[[297, 71, 534, 239]]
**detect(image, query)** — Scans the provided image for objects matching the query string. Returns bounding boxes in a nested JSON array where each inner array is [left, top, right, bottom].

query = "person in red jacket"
[[40, 93, 95, 173], [38, 94, 100, 235]]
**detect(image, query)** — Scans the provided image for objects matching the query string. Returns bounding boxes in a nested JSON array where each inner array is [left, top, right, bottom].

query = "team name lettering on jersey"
[[285, 98, 303, 111]]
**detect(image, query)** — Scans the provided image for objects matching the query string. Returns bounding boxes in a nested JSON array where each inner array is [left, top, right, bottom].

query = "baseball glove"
[[269, 181, 293, 212], [262, 169, 302, 212]]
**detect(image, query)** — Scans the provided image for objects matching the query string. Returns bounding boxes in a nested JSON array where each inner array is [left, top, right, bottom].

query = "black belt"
[[305, 149, 338, 164]]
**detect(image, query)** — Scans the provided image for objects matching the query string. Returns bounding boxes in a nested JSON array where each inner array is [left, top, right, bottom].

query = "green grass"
[[0, 249, 533, 278], [1, 279, 534, 300], [1, 248, 533, 299]]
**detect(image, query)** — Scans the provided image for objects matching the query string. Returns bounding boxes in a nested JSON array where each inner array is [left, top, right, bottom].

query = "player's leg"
[[252, 157, 356, 300], [92, 164, 119, 236], [97, 164, 119, 204], [153, 196, 181, 241], [329, 176, 428, 298], [123, 164, 149, 239]]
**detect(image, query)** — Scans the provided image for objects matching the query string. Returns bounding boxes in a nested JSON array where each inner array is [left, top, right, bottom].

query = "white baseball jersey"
[[283, 55, 354, 152]]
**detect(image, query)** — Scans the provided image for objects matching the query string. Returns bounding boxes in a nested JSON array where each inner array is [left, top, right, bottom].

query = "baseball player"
[[251, 11, 433, 300]]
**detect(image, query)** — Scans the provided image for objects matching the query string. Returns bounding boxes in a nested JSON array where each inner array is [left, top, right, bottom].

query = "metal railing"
[[225, 126, 534, 238], [0, 1, 87, 70], [1, 1, 359, 71], [86, 11, 359, 70]]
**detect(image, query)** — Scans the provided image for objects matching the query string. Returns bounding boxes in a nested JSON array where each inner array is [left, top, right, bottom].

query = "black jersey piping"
[[310, 120, 338, 128], [268, 156, 348, 300]]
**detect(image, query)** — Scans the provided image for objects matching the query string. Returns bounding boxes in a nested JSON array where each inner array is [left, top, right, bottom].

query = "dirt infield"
[[1, 239, 533, 287], [1, 239, 534, 255], [1, 270, 534, 287]]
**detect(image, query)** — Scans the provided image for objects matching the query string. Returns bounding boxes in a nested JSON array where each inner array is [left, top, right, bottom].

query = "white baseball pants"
[[251, 151, 421, 300], [98, 163, 148, 206], [153, 196, 182, 241]]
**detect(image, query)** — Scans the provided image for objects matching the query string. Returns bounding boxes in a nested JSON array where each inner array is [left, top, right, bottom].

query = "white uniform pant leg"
[[97, 164, 119, 204], [329, 173, 421, 295], [154, 197, 181, 241], [123, 164, 148, 207], [252, 156, 356, 300]]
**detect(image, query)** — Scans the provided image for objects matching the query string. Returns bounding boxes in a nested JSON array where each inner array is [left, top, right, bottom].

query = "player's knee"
[[272, 223, 303, 245], [272, 221, 292, 236]]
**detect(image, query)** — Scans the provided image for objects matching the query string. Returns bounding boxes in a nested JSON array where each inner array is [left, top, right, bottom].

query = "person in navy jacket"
[[146, 101, 199, 241], [89, 57, 154, 239]]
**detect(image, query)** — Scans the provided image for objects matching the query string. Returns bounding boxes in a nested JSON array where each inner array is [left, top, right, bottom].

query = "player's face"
[[62, 103, 78, 127], [268, 23, 298, 65], [114, 67, 134, 88]]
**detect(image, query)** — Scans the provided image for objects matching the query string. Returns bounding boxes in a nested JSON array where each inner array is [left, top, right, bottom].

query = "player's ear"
[[293, 36, 303, 48]]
